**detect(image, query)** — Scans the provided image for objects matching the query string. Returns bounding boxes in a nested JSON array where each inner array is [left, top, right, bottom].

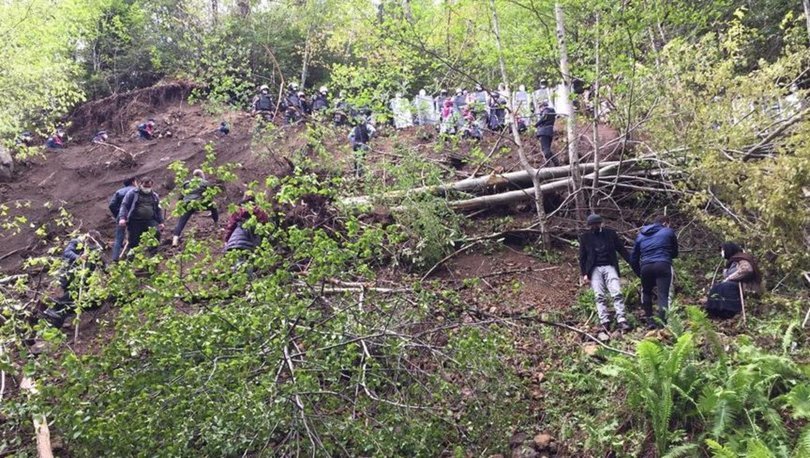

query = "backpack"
[[257, 94, 273, 111], [354, 123, 370, 143]]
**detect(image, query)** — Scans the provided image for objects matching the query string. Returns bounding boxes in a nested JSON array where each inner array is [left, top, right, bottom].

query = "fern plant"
[[611, 333, 701, 454], [698, 343, 808, 456]]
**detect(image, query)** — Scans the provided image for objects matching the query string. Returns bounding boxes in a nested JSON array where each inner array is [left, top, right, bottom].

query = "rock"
[[509, 432, 529, 449], [582, 343, 599, 356], [533, 433, 553, 450], [511, 445, 539, 458], [0, 146, 13, 181], [597, 331, 611, 342]]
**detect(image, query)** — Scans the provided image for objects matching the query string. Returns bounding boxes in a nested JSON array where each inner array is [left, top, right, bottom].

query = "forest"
[[0, 0, 809, 456]]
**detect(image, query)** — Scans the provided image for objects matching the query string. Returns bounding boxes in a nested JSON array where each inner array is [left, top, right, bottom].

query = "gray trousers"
[[590, 265, 626, 323]]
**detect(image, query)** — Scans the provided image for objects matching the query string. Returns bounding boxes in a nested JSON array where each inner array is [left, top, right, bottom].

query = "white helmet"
[[395, 92, 402, 98], [419, 89, 427, 96], [319, 86, 328, 94], [259, 84, 269, 92], [519, 84, 526, 92], [456, 88, 463, 95]]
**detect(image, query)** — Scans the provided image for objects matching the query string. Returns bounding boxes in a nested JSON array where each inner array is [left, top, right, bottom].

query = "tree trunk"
[[211, 0, 219, 27], [590, 13, 601, 213], [237, 0, 250, 19], [804, 0, 810, 44], [555, 2, 585, 221], [450, 179, 572, 212], [448, 166, 650, 212], [301, 32, 311, 89], [490, 0, 549, 245], [341, 162, 615, 206], [20, 377, 54, 458]]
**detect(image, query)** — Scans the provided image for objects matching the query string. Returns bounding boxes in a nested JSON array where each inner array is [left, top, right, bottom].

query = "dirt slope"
[[0, 88, 290, 272], [0, 83, 620, 273]]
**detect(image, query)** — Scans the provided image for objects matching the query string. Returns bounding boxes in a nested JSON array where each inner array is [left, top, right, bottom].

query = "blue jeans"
[[112, 225, 127, 261]]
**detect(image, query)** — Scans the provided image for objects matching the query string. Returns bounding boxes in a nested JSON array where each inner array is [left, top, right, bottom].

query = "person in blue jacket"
[[45, 127, 66, 149], [117, 177, 164, 255], [108, 177, 138, 261], [631, 215, 679, 329], [137, 119, 156, 140]]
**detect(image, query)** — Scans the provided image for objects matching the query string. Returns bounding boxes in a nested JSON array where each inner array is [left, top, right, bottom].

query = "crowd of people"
[[250, 80, 569, 168], [30, 79, 758, 331], [42, 172, 268, 327], [578, 214, 761, 333]]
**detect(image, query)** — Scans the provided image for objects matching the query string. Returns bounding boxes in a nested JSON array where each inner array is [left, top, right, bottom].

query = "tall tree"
[[237, 0, 250, 18], [804, 0, 810, 43], [555, 1, 585, 221], [490, 0, 549, 245]]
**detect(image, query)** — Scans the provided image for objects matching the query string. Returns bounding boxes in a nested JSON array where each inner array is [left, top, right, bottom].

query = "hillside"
[[0, 82, 659, 456]]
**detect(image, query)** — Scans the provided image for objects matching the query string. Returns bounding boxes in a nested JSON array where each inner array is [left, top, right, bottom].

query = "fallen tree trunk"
[[449, 178, 572, 211], [448, 167, 672, 212], [342, 161, 618, 206]]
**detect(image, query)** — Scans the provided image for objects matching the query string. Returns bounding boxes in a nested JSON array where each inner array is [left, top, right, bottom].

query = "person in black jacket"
[[534, 101, 557, 166], [171, 169, 218, 246], [579, 214, 635, 333], [117, 177, 164, 255], [108, 177, 138, 261], [42, 230, 104, 327]]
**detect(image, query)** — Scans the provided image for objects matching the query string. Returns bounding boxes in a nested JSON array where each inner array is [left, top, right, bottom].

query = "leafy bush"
[[606, 308, 810, 456], [2, 172, 525, 456]]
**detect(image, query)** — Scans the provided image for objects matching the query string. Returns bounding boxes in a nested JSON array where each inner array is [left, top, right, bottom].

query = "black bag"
[[706, 281, 742, 318]]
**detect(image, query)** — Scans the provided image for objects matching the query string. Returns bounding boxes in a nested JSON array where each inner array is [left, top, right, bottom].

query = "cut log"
[[342, 161, 618, 206]]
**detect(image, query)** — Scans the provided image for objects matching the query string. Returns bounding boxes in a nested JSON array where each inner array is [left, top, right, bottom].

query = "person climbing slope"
[[631, 215, 679, 329], [108, 177, 138, 261], [137, 119, 157, 140], [118, 177, 164, 255], [42, 230, 104, 328], [578, 214, 635, 333], [704, 242, 762, 319], [172, 169, 219, 247]]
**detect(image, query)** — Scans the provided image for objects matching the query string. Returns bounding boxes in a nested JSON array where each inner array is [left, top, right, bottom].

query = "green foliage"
[[610, 333, 701, 454], [1, 171, 526, 456], [0, 0, 99, 137], [395, 195, 461, 270], [607, 309, 810, 456], [638, 11, 810, 280], [187, 32, 254, 110]]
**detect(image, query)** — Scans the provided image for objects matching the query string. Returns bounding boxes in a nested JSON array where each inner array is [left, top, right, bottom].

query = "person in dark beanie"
[[108, 177, 139, 261], [118, 177, 164, 255], [631, 215, 679, 329], [705, 242, 762, 319], [42, 230, 104, 328], [579, 214, 635, 333]]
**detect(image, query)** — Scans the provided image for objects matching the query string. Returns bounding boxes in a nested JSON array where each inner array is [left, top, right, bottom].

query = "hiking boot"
[[618, 321, 632, 333], [42, 309, 66, 329], [646, 317, 657, 330], [600, 321, 613, 333]]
